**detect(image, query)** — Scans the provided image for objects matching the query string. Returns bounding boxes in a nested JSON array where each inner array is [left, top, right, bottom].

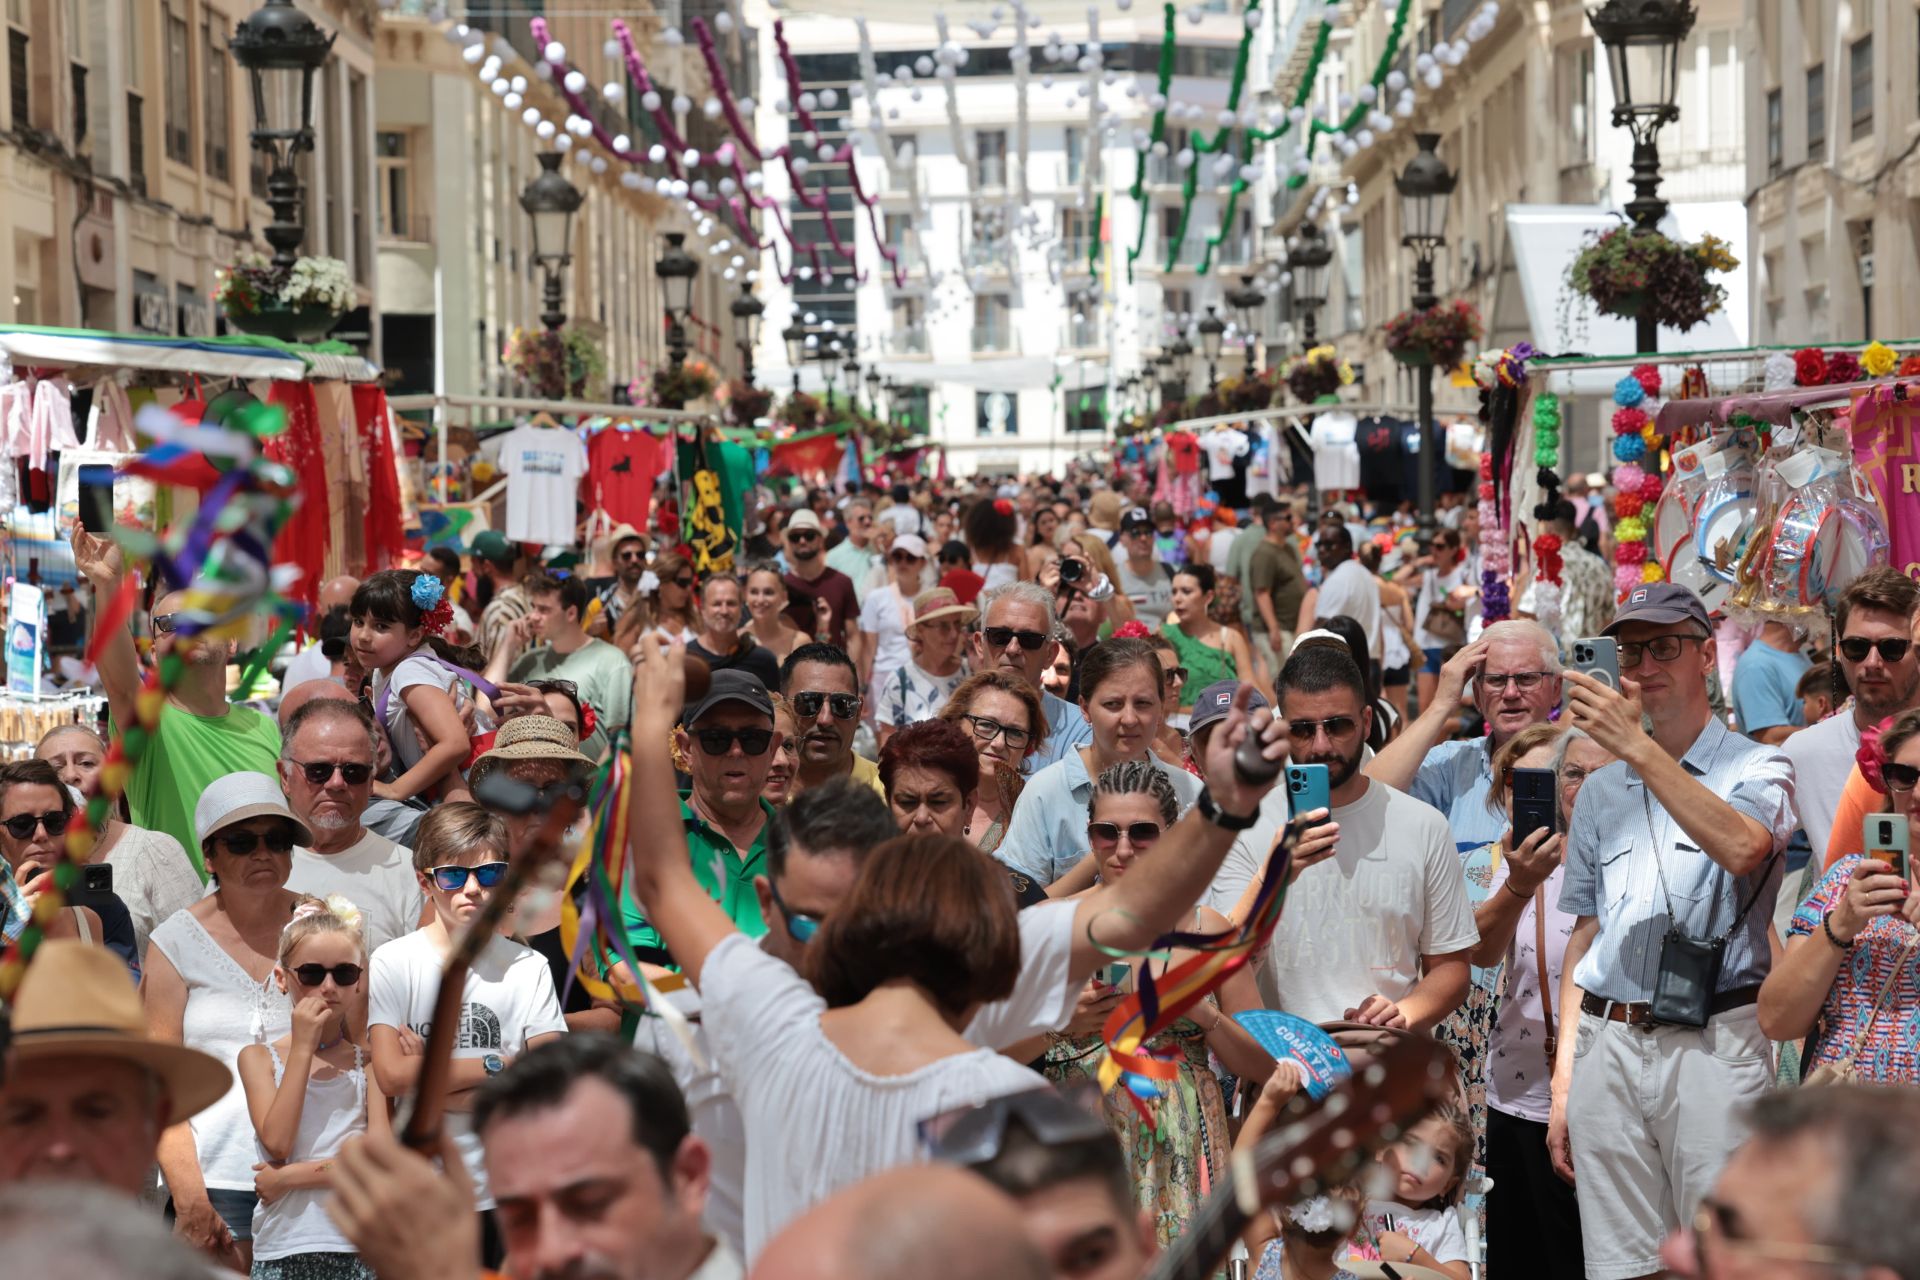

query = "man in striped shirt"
[[473, 530, 532, 665]]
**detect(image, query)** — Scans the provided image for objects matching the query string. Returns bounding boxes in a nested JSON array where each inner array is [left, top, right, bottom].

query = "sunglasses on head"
[[293, 760, 374, 786], [983, 626, 1049, 652], [428, 862, 510, 892], [290, 963, 363, 988], [1088, 820, 1163, 848], [1840, 636, 1912, 664], [692, 726, 774, 756], [2, 810, 68, 841], [218, 828, 297, 856], [792, 691, 861, 720]]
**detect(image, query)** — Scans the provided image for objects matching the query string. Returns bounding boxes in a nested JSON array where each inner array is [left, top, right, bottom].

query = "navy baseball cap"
[[1188, 680, 1270, 734], [1601, 582, 1712, 636]]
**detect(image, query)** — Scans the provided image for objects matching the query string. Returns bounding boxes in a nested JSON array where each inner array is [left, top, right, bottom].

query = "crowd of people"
[[2, 468, 1919, 1280]]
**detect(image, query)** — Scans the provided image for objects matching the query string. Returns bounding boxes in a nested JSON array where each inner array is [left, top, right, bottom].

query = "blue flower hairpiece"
[[410, 574, 445, 611]]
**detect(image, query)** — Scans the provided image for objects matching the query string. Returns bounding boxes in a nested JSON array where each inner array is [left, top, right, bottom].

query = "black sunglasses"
[[692, 726, 774, 756], [1840, 636, 1912, 664], [1883, 762, 1920, 793], [792, 691, 861, 720], [2, 810, 69, 841], [218, 828, 297, 856], [1286, 715, 1359, 741], [151, 612, 178, 636], [290, 963, 363, 988], [293, 760, 374, 786], [1088, 820, 1164, 847], [616, 548, 648, 561], [983, 626, 1049, 652], [787, 530, 821, 542], [671, 576, 695, 589]]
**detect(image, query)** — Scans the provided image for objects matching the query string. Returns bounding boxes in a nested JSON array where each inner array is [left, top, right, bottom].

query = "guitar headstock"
[[1233, 1035, 1456, 1217]]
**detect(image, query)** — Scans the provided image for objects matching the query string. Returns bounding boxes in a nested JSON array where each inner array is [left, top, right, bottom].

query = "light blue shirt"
[[1027, 691, 1095, 774], [996, 750, 1202, 886], [1559, 716, 1795, 1004], [1730, 639, 1811, 734], [1411, 736, 1504, 854]]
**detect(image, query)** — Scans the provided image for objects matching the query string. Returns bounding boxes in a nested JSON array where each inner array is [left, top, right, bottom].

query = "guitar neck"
[[1149, 1182, 1251, 1280]]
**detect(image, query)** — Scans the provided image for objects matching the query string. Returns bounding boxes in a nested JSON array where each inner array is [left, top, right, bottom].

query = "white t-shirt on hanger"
[[497, 424, 588, 547], [1308, 412, 1361, 492]]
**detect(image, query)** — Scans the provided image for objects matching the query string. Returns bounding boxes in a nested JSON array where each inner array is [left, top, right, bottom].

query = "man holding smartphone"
[[1551, 583, 1795, 1280]]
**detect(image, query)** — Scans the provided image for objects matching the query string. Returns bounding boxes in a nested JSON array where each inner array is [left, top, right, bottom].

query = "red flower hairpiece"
[[1859, 715, 1897, 794], [993, 498, 1014, 516], [419, 597, 455, 637], [1111, 620, 1152, 640], [579, 700, 598, 740]]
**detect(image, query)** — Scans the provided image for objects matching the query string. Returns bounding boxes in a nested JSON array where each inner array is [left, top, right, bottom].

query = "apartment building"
[[0, 0, 377, 343]]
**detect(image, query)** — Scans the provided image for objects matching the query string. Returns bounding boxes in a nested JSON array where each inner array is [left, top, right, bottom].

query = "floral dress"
[[1041, 1011, 1229, 1250], [1433, 840, 1502, 1245]]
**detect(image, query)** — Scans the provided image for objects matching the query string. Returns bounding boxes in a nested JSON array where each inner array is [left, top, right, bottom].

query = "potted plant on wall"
[[1565, 225, 1737, 333], [214, 253, 354, 344], [1383, 298, 1483, 368]]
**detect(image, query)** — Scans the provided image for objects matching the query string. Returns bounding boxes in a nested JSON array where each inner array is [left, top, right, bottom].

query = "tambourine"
[[1763, 491, 1823, 610], [1669, 549, 1735, 613], [1650, 485, 1694, 565], [1808, 497, 1890, 609], [1695, 492, 1758, 582]]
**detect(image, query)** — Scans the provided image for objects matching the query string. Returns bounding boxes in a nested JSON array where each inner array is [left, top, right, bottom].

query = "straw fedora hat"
[[7, 940, 230, 1121], [472, 714, 593, 774], [908, 587, 978, 631]]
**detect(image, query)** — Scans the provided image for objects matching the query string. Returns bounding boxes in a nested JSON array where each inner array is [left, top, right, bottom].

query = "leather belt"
[[1580, 985, 1761, 1028]]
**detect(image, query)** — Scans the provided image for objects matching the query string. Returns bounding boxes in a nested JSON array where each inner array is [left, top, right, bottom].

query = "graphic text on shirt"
[[408, 1001, 503, 1050]]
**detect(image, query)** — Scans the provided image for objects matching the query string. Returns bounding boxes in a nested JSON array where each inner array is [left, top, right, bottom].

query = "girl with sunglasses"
[[646, 550, 700, 645], [238, 894, 388, 1280], [1034, 761, 1272, 1251], [367, 802, 565, 1247], [1760, 704, 1920, 1087], [146, 773, 311, 1271]]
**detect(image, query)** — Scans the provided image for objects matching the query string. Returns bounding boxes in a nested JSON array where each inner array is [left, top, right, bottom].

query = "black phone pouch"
[[1651, 929, 1725, 1028]]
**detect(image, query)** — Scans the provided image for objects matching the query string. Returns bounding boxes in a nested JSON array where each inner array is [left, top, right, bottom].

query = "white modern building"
[[752, 0, 1294, 476]]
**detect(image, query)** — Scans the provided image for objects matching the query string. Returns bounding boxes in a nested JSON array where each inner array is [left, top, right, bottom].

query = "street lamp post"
[[783, 320, 807, 396], [1154, 350, 1179, 413], [1197, 306, 1227, 391], [231, 0, 335, 267], [729, 283, 765, 387], [653, 232, 700, 403], [842, 356, 863, 414], [1288, 224, 1333, 350], [1226, 274, 1268, 375], [1589, 0, 1695, 355], [1397, 132, 1457, 537], [519, 153, 584, 333], [819, 339, 842, 409], [1169, 335, 1194, 405], [865, 368, 883, 418]]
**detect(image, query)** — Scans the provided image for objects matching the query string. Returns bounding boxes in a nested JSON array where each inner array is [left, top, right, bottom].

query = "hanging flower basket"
[[508, 327, 608, 400], [1283, 345, 1354, 403], [778, 391, 823, 433], [641, 358, 717, 408], [215, 253, 352, 345], [719, 379, 774, 428], [1383, 299, 1482, 369], [1565, 226, 1737, 334]]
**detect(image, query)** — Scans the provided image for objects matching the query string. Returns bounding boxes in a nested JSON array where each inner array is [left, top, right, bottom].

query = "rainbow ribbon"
[[1097, 818, 1297, 1126]]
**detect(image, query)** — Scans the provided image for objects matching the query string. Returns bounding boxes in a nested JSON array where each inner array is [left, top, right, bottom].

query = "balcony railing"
[[971, 325, 1018, 354], [1061, 319, 1101, 350], [882, 329, 928, 355]]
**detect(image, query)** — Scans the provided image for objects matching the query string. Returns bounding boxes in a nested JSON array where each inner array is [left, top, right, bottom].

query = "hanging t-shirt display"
[[499, 424, 588, 548], [1356, 416, 1406, 503], [1308, 412, 1360, 493], [1166, 431, 1202, 474], [1201, 427, 1249, 480], [586, 428, 666, 529]]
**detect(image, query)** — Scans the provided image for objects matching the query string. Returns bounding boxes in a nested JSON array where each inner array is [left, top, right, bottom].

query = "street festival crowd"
[[10, 463, 1920, 1280]]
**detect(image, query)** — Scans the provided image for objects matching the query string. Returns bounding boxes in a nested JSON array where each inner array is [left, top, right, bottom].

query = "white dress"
[[249, 1043, 368, 1261], [149, 912, 291, 1192]]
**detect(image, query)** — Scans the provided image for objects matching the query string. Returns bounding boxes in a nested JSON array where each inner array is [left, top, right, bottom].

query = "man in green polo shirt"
[[620, 668, 781, 963]]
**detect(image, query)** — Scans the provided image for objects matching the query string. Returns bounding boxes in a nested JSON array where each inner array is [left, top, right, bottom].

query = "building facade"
[[0, 0, 378, 343], [1743, 0, 1920, 345]]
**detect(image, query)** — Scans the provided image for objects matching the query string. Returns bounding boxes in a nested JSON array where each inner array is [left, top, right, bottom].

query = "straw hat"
[[7, 940, 231, 1121], [472, 715, 592, 773], [909, 587, 978, 630]]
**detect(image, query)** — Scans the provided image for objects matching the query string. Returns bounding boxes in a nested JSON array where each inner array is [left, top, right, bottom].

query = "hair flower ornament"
[[410, 572, 455, 637]]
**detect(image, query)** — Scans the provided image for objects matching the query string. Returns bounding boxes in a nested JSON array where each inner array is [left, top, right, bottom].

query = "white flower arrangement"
[[215, 251, 353, 316], [278, 255, 355, 312]]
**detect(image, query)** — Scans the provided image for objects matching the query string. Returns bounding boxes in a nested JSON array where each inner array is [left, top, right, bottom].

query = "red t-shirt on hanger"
[[585, 428, 666, 528]]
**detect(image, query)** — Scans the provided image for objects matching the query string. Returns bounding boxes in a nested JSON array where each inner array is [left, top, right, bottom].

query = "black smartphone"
[[68, 862, 113, 906], [1511, 766, 1557, 849], [77, 464, 115, 534]]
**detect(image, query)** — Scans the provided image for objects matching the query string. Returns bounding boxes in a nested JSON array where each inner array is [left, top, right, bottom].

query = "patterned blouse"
[[1789, 854, 1920, 1083]]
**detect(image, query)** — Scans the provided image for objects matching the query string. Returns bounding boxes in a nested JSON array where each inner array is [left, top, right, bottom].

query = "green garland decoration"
[[1159, 0, 1261, 274], [1287, 0, 1414, 187], [1125, 3, 1179, 284]]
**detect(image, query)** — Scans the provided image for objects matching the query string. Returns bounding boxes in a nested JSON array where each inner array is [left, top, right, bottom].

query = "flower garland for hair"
[[1611, 364, 1665, 598], [1529, 390, 1565, 636]]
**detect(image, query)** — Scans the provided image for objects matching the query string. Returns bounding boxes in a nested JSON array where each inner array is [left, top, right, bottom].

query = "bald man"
[[73, 529, 280, 878], [748, 1167, 1050, 1280], [281, 575, 361, 694]]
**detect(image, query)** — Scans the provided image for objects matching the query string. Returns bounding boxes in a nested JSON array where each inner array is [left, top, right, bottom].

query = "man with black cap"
[[619, 669, 783, 966], [1114, 507, 1174, 630], [1550, 582, 1795, 1280], [473, 530, 532, 664]]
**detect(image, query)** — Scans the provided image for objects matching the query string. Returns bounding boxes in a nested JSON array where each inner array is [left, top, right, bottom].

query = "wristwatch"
[[1195, 787, 1258, 831], [482, 1053, 505, 1076]]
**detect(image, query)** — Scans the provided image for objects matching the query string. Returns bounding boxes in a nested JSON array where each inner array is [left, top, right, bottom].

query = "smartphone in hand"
[[1286, 764, 1331, 821], [1569, 638, 1622, 692], [1510, 767, 1557, 850], [1865, 813, 1910, 881]]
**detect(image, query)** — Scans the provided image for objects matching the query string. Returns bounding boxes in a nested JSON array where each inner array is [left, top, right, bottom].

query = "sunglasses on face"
[[1840, 636, 1912, 664], [291, 963, 363, 988], [792, 691, 861, 720], [428, 862, 510, 892], [218, 828, 297, 857], [293, 760, 374, 786], [1, 810, 69, 841], [616, 548, 647, 561], [983, 626, 1049, 652], [1165, 666, 1189, 686], [962, 714, 1031, 749], [1883, 762, 1920, 792], [1285, 716, 1359, 741], [889, 552, 923, 565], [766, 875, 820, 944], [692, 726, 774, 756], [151, 612, 178, 636], [671, 576, 695, 590], [1087, 820, 1164, 849], [787, 531, 820, 543]]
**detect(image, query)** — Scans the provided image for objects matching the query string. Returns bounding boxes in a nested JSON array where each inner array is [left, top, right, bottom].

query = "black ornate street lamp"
[[1197, 306, 1227, 391], [231, 0, 335, 267], [729, 283, 765, 386], [783, 319, 808, 395], [1287, 223, 1333, 350], [1226, 274, 1267, 375], [1154, 350, 1179, 412], [1169, 335, 1194, 400], [520, 153, 584, 333], [1589, 0, 1695, 354], [818, 337, 842, 409], [865, 367, 883, 418], [653, 232, 699, 401], [1397, 132, 1457, 535], [842, 356, 863, 414]]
